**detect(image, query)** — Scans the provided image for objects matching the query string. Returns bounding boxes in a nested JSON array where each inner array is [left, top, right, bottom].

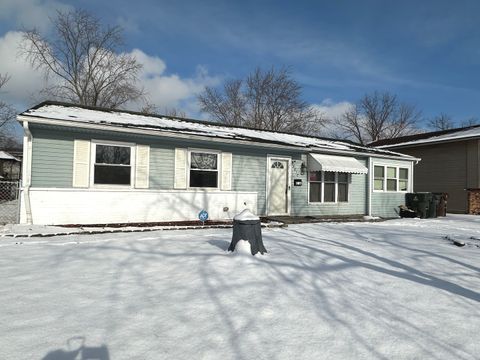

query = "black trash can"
[[228, 209, 267, 255], [406, 192, 433, 219], [429, 194, 440, 218]]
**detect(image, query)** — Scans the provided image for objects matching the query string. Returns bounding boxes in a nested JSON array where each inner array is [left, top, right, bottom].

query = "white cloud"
[[130, 49, 220, 114], [312, 99, 354, 121], [0, 0, 72, 32], [0, 35, 220, 116], [311, 99, 354, 138], [0, 31, 47, 108]]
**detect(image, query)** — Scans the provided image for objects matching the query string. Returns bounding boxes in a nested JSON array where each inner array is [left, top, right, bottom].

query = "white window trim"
[[307, 171, 351, 204], [90, 140, 136, 188], [372, 164, 411, 193], [187, 148, 221, 190]]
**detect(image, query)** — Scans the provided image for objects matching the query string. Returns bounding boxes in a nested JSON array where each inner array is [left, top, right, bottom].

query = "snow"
[[0, 150, 20, 161], [233, 239, 253, 255], [233, 209, 259, 221], [1, 215, 479, 359], [22, 103, 415, 159]]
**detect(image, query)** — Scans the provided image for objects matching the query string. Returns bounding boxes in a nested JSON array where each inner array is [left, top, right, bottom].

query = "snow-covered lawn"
[[1, 215, 479, 359]]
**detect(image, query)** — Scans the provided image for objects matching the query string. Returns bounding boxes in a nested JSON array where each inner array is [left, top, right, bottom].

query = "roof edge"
[[23, 100, 365, 147]]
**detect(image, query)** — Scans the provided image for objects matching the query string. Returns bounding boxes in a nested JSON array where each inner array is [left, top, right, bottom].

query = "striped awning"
[[308, 153, 368, 174]]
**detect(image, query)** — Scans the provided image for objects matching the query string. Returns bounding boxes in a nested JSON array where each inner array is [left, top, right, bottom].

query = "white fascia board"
[[18, 115, 420, 161]]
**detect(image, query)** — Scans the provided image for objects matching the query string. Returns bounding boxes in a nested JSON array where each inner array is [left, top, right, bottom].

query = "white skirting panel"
[[20, 188, 258, 225]]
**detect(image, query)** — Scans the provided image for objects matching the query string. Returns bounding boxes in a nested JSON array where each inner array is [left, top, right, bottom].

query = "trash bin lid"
[[233, 209, 259, 221]]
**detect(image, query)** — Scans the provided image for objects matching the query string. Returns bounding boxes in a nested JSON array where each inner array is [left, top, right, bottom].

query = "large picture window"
[[93, 144, 132, 185], [309, 171, 349, 203], [189, 151, 218, 188], [373, 165, 409, 192]]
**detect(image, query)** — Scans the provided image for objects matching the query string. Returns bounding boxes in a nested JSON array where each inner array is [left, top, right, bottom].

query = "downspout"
[[22, 121, 33, 224], [367, 157, 372, 216]]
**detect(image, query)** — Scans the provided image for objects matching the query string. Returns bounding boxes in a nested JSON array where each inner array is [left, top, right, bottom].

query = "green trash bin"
[[406, 192, 432, 218], [429, 194, 441, 218]]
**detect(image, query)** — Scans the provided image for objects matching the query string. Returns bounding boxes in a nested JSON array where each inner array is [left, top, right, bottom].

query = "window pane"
[[309, 182, 321, 202], [309, 171, 321, 182], [387, 167, 396, 178], [94, 165, 131, 185], [374, 166, 384, 178], [399, 180, 408, 191], [190, 170, 218, 187], [374, 179, 384, 191], [338, 183, 348, 202], [399, 168, 408, 180], [96, 145, 130, 165], [387, 179, 397, 191], [324, 172, 335, 182], [324, 183, 335, 202], [191, 153, 217, 170], [338, 173, 348, 183]]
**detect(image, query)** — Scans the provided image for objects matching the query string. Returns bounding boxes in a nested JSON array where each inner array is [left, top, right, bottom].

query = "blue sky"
[[1, 0, 480, 126]]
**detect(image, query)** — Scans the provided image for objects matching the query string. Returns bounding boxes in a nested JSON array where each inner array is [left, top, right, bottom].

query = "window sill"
[[373, 190, 408, 193], [308, 201, 350, 205]]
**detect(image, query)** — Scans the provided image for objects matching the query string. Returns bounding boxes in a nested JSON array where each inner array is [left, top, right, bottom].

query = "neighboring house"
[[17, 101, 418, 225], [0, 150, 21, 181], [371, 125, 480, 213]]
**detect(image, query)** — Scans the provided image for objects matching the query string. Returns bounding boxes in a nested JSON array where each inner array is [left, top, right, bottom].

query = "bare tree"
[[140, 102, 187, 118], [21, 9, 144, 109], [460, 117, 479, 128], [198, 67, 324, 134], [0, 74, 21, 149], [427, 113, 454, 131], [0, 74, 16, 129], [337, 91, 421, 145]]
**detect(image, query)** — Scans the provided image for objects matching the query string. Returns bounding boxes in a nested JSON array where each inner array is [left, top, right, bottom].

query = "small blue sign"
[[198, 210, 209, 222]]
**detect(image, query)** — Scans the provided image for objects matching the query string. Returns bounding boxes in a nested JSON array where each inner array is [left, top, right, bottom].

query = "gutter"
[[18, 115, 420, 162], [367, 157, 372, 216], [22, 121, 33, 224]]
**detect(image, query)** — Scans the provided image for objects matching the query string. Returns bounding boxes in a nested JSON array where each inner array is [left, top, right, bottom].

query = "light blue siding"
[[291, 156, 368, 216], [28, 123, 414, 218], [370, 158, 413, 218], [232, 151, 267, 215], [149, 146, 174, 189], [31, 129, 74, 187]]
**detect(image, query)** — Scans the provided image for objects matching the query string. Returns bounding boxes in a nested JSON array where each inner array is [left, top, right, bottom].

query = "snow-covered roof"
[[20, 101, 415, 159], [371, 125, 480, 148], [0, 151, 20, 161]]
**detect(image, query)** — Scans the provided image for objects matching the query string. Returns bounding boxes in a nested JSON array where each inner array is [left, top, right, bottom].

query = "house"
[[17, 101, 418, 225], [371, 125, 480, 213], [0, 150, 21, 181]]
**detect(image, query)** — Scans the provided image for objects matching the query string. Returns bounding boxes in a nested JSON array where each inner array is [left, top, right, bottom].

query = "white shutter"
[[221, 152, 232, 191], [135, 144, 150, 188], [72, 139, 91, 187], [174, 148, 187, 189]]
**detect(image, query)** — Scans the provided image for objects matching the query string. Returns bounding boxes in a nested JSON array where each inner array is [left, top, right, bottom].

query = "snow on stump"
[[228, 209, 267, 255]]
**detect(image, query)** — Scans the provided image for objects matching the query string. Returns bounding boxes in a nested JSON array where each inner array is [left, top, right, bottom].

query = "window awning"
[[308, 153, 368, 174]]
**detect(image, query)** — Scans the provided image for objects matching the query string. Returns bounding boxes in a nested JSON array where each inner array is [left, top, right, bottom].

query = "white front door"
[[268, 158, 289, 215]]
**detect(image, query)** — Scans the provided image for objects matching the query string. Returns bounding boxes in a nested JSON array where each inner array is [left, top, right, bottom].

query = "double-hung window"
[[189, 151, 219, 188], [309, 171, 349, 203], [93, 143, 132, 185], [373, 165, 409, 192]]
